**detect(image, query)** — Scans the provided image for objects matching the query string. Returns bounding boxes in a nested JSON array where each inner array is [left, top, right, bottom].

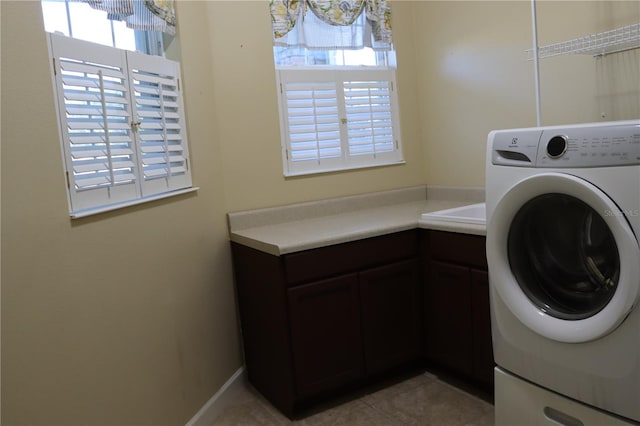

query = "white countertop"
[[228, 186, 486, 256]]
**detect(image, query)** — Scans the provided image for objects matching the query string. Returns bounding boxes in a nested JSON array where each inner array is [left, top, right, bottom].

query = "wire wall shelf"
[[527, 23, 640, 60]]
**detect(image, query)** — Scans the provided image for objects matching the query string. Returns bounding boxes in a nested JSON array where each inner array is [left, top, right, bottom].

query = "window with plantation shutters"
[[48, 33, 194, 217], [277, 69, 403, 176]]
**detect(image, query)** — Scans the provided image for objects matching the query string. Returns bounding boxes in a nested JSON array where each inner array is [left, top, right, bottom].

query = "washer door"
[[487, 172, 640, 343]]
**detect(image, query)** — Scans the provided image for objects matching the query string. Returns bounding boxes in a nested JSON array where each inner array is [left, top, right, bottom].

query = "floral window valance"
[[83, 0, 176, 35], [270, 0, 392, 50]]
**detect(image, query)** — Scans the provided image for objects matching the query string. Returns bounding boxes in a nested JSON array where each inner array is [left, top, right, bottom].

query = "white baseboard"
[[186, 366, 247, 426]]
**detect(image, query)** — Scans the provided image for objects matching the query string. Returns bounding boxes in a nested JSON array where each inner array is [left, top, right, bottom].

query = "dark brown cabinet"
[[425, 260, 474, 376], [231, 230, 421, 417], [231, 227, 493, 417], [471, 269, 493, 385], [288, 274, 364, 397], [421, 230, 494, 388], [360, 259, 421, 375]]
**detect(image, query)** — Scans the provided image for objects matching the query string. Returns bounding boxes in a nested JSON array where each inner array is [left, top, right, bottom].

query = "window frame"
[[40, 0, 165, 56], [276, 66, 404, 177], [47, 33, 196, 218]]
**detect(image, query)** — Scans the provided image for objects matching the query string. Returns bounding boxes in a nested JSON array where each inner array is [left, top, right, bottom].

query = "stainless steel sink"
[[420, 203, 486, 225]]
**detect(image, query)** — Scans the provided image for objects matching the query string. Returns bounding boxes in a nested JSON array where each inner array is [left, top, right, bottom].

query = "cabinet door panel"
[[471, 269, 494, 386], [424, 260, 473, 375], [360, 259, 421, 375], [288, 274, 364, 397], [427, 230, 487, 269]]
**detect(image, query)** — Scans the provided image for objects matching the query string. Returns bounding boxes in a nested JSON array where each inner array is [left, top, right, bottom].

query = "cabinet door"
[[287, 274, 365, 397], [424, 260, 473, 376], [471, 269, 494, 386], [360, 259, 421, 375]]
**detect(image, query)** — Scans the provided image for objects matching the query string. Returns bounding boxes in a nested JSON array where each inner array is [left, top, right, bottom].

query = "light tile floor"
[[211, 370, 494, 425]]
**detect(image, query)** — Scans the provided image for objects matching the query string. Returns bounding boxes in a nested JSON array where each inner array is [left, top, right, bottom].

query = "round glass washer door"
[[487, 172, 640, 343], [509, 193, 619, 321]]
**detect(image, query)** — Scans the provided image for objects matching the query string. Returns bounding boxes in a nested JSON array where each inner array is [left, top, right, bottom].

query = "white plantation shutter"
[[50, 33, 139, 211], [344, 80, 395, 157], [127, 51, 191, 196], [282, 77, 343, 171], [277, 69, 402, 176], [49, 34, 193, 216]]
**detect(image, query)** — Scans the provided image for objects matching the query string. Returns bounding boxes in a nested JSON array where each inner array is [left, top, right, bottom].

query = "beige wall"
[[1, 2, 242, 425], [1, 1, 637, 425], [415, 1, 536, 187], [536, 1, 640, 126], [415, 1, 639, 187]]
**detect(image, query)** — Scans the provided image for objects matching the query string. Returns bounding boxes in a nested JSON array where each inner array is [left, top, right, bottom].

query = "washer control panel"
[[491, 122, 640, 168]]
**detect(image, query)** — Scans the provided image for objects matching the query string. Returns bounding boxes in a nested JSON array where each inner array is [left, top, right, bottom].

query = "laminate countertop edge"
[[229, 199, 485, 256]]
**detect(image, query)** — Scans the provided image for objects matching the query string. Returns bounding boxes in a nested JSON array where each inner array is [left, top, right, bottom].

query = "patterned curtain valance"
[[364, 0, 392, 45], [271, 0, 304, 39], [270, 0, 392, 47], [83, 0, 176, 35], [307, 0, 366, 27]]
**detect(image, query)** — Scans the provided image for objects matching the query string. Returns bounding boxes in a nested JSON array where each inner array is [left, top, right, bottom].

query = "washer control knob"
[[547, 135, 568, 158]]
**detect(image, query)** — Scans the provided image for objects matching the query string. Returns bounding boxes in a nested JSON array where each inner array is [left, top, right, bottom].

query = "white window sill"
[[284, 160, 406, 178], [275, 65, 396, 71], [70, 187, 200, 219]]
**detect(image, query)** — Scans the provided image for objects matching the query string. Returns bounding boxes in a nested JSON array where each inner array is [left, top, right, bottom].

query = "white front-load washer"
[[486, 120, 640, 424]]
